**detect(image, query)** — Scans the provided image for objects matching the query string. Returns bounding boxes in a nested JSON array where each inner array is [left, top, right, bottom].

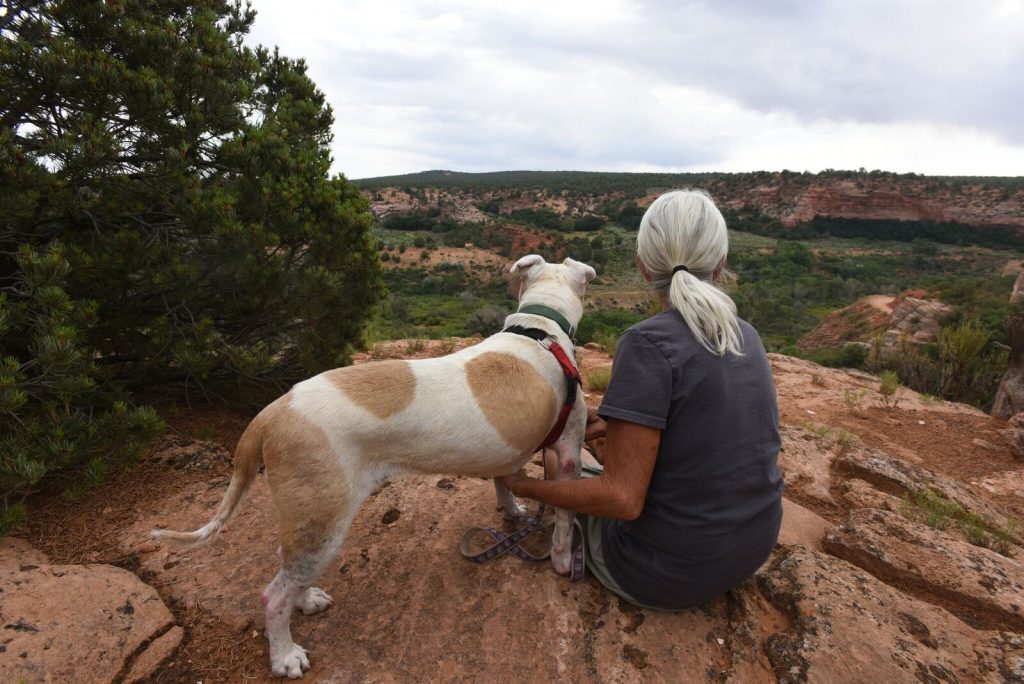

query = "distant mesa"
[[356, 169, 1024, 232]]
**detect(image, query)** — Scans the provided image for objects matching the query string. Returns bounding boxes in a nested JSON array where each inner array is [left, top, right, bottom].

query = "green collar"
[[517, 304, 576, 339]]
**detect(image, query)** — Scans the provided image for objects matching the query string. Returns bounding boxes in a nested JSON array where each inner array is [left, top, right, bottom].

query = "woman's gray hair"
[[637, 189, 743, 356]]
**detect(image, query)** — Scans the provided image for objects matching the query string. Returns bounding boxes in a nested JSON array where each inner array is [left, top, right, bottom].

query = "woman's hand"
[[495, 469, 531, 496], [585, 407, 607, 441]]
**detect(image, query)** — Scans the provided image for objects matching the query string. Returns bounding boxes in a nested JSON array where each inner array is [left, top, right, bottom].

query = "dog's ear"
[[563, 257, 597, 295], [510, 254, 546, 280]]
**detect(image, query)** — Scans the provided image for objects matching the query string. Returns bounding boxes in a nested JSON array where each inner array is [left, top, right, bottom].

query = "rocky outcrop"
[[798, 293, 950, 354], [16, 347, 1024, 682], [796, 295, 893, 351], [993, 311, 1024, 420], [836, 443, 1019, 538], [1003, 413, 1024, 460], [0, 539, 181, 684], [824, 508, 1024, 632], [757, 547, 1024, 683], [883, 297, 952, 349], [118, 423, 1023, 682]]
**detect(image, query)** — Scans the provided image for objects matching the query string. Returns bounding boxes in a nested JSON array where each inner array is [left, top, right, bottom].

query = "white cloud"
[[246, 0, 1024, 178]]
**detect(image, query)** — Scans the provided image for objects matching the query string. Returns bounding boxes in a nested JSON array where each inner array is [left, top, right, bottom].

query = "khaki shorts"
[[578, 463, 673, 612]]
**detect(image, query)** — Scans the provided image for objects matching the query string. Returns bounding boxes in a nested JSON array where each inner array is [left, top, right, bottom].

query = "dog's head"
[[509, 254, 596, 305]]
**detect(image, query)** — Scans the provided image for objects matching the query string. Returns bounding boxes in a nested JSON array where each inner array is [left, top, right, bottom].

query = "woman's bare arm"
[[497, 417, 659, 520]]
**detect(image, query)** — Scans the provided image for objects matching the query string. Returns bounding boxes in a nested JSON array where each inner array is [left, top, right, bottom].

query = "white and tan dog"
[[151, 254, 596, 679]]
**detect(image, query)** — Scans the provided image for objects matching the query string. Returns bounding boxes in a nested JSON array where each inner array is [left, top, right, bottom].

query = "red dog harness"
[[503, 325, 582, 451]]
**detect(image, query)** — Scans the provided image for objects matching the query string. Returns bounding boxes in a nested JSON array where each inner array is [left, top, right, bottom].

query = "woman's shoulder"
[[624, 310, 681, 341]]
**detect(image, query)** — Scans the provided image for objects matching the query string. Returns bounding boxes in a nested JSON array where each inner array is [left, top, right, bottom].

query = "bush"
[[1, 0, 381, 397], [576, 309, 645, 346], [803, 343, 868, 369], [937, 320, 991, 399], [878, 370, 902, 411], [593, 331, 620, 357], [0, 246, 163, 534], [464, 305, 509, 337], [573, 214, 604, 231], [584, 366, 612, 391]]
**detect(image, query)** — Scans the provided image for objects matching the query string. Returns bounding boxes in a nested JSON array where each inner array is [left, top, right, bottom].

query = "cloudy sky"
[[246, 0, 1024, 179]]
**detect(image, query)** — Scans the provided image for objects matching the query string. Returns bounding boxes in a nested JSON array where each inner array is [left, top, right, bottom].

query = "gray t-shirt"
[[597, 310, 783, 609]]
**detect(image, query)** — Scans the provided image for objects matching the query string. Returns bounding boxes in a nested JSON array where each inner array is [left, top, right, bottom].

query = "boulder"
[[777, 498, 830, 550], [128, 471, 788, 681], [777, 425, 842, 506], [835, 443, 1019, 541], [757, 547, 1024, 683], [882, 296, 952, 351], [836, 477, 903, 512], [824, 508, 1024, 633], [993, 311, 1024, 420], [1004, 413, 1024, 460], [0, 539, 181, 684]]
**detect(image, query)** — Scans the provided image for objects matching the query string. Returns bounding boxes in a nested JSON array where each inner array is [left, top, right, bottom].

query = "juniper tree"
[[0, 245, 164, 532], [1, 0, 381, 395], [0, 1, 381, 529]]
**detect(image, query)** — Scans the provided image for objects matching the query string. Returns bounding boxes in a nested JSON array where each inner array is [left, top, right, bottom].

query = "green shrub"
[[0, 246, 163, 534], [937, 320, 991, 399], [576, 309, 645, 346], [1, 0, 381, 398], [878, 370, 901, 411], [804, 344, 868, 369], [464, 305, 509, 337], [584, 366, 612, 391], [593, 330, 620, 357]]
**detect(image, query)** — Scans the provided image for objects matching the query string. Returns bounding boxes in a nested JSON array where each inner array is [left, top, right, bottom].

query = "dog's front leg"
[[549, 395, 585, 575], [494, 477, 528, 521]]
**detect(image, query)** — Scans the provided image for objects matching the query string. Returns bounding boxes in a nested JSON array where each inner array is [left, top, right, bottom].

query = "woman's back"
[[597, 309, 783, 609]]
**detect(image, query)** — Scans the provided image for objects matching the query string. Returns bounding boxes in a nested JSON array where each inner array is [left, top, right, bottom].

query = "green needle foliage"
[[1, 0, 381, 397], [0, 1, 381, 531], [1, 245, 164, 533]]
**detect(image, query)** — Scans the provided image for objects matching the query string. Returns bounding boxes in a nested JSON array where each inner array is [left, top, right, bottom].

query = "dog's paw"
[[271, 642, 310, 679], [497, 501, 528, 521], [296, 587, 333, 615]]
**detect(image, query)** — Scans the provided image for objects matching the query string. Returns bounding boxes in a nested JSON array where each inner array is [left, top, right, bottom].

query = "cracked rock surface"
[[0, 537, 181, 684]]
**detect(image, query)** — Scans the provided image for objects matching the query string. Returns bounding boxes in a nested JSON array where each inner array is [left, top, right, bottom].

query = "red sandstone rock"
[[777, 425, 843, 506], [1002, 413, 1024, 460], [824, 508, 1024, 633], [757, 547, 1024, 683], [0, 541, 181, 684], [835, 444, 1020, 538], [778, 499, 830, 549]]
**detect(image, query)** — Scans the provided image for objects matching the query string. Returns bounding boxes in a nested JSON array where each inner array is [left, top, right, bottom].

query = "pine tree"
[[1, 0, 382, 396], [0, 245, 163, 533], [0, 1, 382, 529]]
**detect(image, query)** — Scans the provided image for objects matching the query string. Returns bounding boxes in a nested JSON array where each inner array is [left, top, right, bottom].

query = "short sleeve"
[[597, 329, 672, 430]]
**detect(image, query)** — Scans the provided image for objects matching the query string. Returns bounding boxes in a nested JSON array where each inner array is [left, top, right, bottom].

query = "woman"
[[498, 189, 783, 611]]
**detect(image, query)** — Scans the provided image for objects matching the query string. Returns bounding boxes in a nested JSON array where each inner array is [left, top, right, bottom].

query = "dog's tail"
[[149, 413, 265, 550]]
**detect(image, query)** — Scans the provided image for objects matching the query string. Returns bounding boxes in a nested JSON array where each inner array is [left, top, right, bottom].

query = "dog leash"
[[458, 503, 587, 581], [458, 318, 587, 580]]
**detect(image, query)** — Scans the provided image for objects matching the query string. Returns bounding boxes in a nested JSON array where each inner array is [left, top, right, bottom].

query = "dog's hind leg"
[[263, 501, 357, 679], [259, 403, 367, 679], [494, 477, 528, 520]]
